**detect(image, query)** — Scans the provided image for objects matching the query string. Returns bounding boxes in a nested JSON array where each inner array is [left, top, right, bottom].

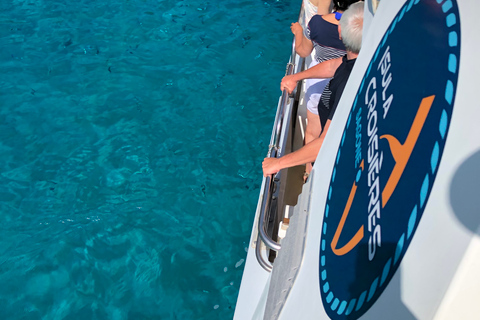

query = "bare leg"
[[309, 0, 333, 15], [304, 109, 322, 179]]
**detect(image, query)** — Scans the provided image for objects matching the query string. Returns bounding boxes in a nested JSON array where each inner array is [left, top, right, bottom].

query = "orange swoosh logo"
[[380, 95, 435, 207]]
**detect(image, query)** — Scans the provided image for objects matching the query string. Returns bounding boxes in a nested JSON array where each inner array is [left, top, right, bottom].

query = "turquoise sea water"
[[0, 0, 296, 318]]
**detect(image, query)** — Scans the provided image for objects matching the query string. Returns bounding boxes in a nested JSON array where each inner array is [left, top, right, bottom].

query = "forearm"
[[277, 136, 325, 170], [291, 22, 312, 58], [315, 0, 332, 15], [294, 36, 312, 58], [294, 35, 313, 58], [274, 120, 331, 171], [297, 57, 342, 80]]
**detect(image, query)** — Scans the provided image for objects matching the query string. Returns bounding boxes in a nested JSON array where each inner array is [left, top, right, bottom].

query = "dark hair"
[[333, 0, 362, 12]]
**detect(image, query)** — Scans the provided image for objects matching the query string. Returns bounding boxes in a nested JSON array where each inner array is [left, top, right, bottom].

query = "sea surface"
[[0, 0, 297, 318]]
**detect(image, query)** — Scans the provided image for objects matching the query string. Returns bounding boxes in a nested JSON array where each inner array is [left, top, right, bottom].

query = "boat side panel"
[[278, 0, 480, 319]]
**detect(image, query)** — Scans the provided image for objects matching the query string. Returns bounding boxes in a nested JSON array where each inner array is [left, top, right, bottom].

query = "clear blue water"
[[0, 0, 296, 318]]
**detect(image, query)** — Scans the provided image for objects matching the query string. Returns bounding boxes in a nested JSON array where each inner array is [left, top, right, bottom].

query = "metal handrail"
[[258, 73, 294, 253], [258, 175, 281, 250], [255, 234, 273, 272], [255, 55, 299, 272], [254, 6, 305, 273]]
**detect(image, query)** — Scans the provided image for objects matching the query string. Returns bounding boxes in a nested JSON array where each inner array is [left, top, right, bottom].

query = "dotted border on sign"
[[319, 0, 459, 316]]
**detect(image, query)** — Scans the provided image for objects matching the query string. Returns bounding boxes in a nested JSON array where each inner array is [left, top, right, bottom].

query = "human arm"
[[262, 120, 332, 176], [291, 22, 313, 58], [280, 57, 343, 94], [307, 0, 333, 15]]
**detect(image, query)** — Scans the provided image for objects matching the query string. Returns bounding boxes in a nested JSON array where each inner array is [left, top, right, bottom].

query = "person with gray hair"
[[339, 0, 363, 53], [263, 1, 364, 178]]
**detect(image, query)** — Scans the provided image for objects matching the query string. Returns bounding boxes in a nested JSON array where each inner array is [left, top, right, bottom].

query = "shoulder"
[[308, 14, 340, 37], [321, 13, 339, 25], [309, 14, 332, 27], [308, 14, 323, 26]]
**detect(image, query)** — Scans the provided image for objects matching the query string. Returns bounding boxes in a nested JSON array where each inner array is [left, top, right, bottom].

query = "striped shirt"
[[305, 15, 346, 63], [318, 55, 357, 129]]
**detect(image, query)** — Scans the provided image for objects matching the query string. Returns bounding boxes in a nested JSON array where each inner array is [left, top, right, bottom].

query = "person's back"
[[294, 1, 360, 62], [306, 14, 346, 63]]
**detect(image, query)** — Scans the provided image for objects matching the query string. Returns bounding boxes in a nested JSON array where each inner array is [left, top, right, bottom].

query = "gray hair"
[[340, 1, 364, 54]]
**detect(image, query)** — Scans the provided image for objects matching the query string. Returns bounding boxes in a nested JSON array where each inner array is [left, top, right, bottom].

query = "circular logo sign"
[[319, 0, 461, 318]]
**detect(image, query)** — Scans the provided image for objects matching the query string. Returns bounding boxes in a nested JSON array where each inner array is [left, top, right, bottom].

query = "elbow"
[[298, 51, 310, 58], [294, 45, 311, 58], [295, 48, 310, 58]]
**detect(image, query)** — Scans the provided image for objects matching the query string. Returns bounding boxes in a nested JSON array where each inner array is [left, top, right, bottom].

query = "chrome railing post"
[[254, 6, 305, 273], [255, 60, 299, 272]]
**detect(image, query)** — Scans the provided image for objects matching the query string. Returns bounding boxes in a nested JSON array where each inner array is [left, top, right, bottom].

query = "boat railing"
[[255, 8, 306, 272]]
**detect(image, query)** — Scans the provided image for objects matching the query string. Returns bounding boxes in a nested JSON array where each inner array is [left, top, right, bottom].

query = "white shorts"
[[305, 60, 330, 115]]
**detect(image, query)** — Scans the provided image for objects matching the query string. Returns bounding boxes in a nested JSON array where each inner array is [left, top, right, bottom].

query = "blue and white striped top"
[[305, 15, 346, 63]]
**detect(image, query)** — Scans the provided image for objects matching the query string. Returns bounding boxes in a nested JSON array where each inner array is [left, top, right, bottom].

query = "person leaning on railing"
[[291, 0, 361, 181], [262, 1, 364, 178]]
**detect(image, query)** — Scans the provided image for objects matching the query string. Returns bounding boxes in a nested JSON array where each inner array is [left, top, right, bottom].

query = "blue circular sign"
[[319, 0, 461, 318]]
